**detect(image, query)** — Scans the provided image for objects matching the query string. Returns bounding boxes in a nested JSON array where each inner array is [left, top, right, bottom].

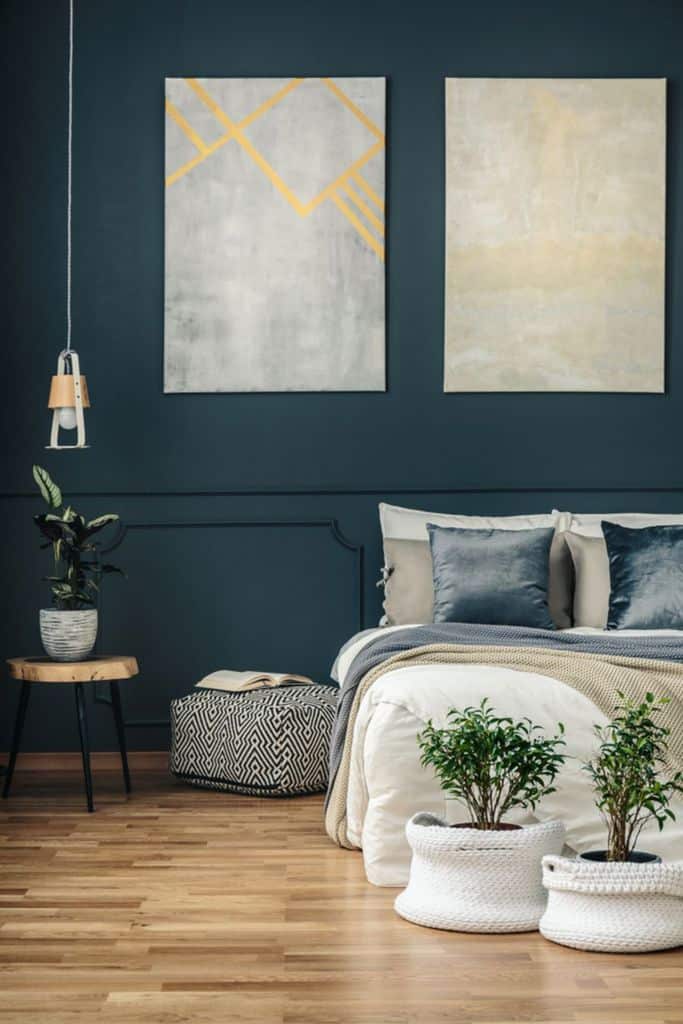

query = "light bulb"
[[57, 407, 78, 430]]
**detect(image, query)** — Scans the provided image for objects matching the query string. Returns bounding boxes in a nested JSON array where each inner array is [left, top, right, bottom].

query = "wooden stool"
[[3, 656, 139, 812]]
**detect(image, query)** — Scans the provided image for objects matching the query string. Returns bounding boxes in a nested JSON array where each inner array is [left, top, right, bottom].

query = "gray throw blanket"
[[326, 623, 683, 808]]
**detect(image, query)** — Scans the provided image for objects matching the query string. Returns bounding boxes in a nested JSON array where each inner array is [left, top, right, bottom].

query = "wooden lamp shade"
[[48, 374, 90, 410], [46, 350, 90, 450]]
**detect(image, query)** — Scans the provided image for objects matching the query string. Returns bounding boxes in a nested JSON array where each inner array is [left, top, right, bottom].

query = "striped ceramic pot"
[[39, 609, 98, 662]]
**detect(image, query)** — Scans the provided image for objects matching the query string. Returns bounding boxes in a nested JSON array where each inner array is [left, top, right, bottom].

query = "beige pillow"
[[548, 532, 576, 629], [383, 539, 434, 625], [382, 533, 573, 629], [564, 532, 610, 629]]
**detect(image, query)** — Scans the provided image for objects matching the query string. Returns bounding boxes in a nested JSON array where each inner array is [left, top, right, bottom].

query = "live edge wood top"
[[6, 656, 139, 683]]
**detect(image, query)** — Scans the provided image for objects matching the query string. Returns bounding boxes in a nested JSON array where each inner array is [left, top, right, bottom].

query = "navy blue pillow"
[[427, 524, 556, 629], [604, 521, 683, 630]]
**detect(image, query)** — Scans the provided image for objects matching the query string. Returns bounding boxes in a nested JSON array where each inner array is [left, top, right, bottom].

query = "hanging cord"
[[66, 0, 74, 353]]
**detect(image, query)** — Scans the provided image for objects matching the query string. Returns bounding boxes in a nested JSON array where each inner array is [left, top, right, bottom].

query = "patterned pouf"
[[170, 684, 338, 796]]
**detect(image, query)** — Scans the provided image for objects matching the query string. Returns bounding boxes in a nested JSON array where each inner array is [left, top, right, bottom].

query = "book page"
[[196, 670, 313, 692]]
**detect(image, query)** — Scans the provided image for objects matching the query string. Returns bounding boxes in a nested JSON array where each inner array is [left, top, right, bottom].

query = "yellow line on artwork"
[[343, 181, 384, 236], [205, 133, 233, 156], [351, 170, 384, 211], [165, 98, 209, 154], [166, 78, 387, 246], [166, 131, 237, 186], [331, 192, 384, 261], [184, 77, 307, 214], [304, 139, 384, 214], [167, 80, 302, 187], [321, 78, 385, 142], [166, 152, 206, 187], [238, 135, 307, 213], [184, 78, 236, 130], [239, 78, 305, 129]]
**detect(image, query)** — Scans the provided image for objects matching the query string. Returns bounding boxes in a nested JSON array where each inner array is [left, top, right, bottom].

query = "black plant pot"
[[579, 849, 661, 864]]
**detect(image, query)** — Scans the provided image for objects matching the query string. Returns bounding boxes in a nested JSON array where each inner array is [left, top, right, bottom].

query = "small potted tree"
[[582, 692, 683, 864], [540, 693, 683, 953], [33, 465, 122, 661], [394, 700, 567, 933]]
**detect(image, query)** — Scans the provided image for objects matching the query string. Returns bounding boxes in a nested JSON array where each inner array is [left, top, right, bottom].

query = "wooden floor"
[[1, 764, 682, 1024]]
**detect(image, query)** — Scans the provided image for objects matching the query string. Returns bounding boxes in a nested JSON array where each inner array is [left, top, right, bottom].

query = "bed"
[[324, 504, 683, 885], [325, 623, 683, 886]]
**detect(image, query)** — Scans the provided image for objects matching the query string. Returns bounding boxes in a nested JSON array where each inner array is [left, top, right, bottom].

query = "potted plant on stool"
[[33, 465, 122, 661], [540, 693, 683, 953], [394, 699, 567, 933]]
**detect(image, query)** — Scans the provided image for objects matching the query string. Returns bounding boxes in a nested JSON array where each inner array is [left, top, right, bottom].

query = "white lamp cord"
[[66, 0, 73, 354]]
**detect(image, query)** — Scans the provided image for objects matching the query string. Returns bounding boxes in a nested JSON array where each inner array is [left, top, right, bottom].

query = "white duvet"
[[334, 626, 683, 886]]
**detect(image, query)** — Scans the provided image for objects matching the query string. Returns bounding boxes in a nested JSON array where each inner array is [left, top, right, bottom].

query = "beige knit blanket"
[[325, 643, 683, 849]]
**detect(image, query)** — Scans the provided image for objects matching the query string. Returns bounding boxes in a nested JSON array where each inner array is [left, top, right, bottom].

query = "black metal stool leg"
[[2, 681, 31, 799], [74, 683, 94, 812], [109, 681, 131, 794]]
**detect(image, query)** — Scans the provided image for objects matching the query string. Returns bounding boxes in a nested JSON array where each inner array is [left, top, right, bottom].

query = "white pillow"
[[567, 512, 683, 538], [380, 502, 569, 540]]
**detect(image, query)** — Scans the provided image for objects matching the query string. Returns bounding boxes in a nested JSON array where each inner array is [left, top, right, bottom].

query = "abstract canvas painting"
[[164, 77, 385, 392], [444, 78, 666, 392]]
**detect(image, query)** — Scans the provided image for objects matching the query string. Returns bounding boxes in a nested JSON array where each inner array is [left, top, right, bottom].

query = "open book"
[[196, 670, 313, 693]]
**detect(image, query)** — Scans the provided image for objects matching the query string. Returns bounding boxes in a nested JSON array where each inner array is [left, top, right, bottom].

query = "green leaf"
[[83, 514, 120, 540], [33, 515, 77, 545], [417, 698, 566, 829], [583, 691, 680, 859], [32, 465, 62, 510], [33, 477, 122, 608], [86, 514, 119, 531]]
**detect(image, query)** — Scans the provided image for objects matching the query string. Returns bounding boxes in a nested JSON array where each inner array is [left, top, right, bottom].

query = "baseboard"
[[0, 751, 169, 770]]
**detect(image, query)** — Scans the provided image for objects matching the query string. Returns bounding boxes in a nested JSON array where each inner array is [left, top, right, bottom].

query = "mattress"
[[333, 626, 683, 886]]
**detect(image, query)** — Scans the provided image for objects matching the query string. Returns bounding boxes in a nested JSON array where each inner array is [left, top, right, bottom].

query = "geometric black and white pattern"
[[170, 684, 338, 797]]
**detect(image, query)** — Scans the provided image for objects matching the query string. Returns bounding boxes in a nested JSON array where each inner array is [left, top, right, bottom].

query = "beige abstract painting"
[[444, 78, 666, 392]]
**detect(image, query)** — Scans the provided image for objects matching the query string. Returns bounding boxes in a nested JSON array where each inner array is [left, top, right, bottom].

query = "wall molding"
[[102, 514, 364, 631], [94, 517, 363, 730], [101, 519, 363, 629], [4, 486, 683, 499]]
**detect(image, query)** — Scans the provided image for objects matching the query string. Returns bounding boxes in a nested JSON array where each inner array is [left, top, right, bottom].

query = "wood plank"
[[0, 752, 167, 772], [6, 656, 138, 683], [0, 769, 681, 1023]]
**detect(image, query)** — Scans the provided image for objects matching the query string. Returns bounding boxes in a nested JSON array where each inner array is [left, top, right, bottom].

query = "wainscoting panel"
[[4, 488, 683, 752], [96, 519, 362, 728], [0, 501, 363, 752]]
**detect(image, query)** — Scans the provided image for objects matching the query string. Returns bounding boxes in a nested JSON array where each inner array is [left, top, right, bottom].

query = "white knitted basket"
[[540, 855, 683, 953], [394, 813, 566, 933]]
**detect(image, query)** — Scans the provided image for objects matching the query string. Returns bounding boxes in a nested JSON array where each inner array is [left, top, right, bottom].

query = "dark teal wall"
[[2, 0, 682, 751]]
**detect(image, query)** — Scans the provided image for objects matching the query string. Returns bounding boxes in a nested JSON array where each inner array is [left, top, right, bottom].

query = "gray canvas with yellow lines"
[[164, 77, 386, 392]]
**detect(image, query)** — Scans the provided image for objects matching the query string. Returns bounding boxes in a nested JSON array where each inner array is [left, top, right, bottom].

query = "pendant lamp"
[[47, 0, 90, 450]]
